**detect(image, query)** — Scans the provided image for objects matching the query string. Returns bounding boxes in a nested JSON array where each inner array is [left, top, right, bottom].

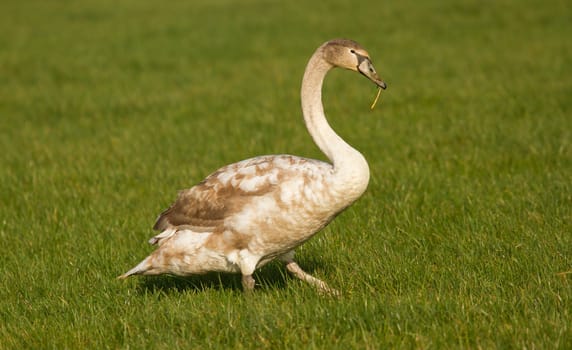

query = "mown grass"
[[1, 0, 571, 348]]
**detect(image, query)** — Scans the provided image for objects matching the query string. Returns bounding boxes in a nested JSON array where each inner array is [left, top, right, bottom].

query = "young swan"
[[118, 39, 387, 295]]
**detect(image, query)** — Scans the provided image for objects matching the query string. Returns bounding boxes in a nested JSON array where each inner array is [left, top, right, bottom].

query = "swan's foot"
[[241, 274, 255, 292], [284, 261, 340, 297]]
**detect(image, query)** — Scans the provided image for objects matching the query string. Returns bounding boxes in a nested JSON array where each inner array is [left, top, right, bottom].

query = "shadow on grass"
[[134, 258, 331, 295]]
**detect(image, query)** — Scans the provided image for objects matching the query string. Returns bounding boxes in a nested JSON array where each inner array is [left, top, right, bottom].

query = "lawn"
[[1, 0, 571, 348]]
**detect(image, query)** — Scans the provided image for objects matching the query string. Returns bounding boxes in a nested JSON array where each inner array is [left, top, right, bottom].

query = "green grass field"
[[1, 0, 571, 348]]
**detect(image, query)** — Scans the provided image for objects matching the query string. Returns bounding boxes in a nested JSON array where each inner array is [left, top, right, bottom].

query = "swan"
[[118, 39, 387, 294]]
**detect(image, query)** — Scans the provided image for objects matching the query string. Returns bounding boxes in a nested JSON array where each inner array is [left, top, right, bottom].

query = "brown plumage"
[[153, 156, 285, 233]]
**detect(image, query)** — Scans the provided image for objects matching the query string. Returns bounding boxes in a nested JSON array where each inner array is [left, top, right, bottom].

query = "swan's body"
[[119, 39, 386, 293]]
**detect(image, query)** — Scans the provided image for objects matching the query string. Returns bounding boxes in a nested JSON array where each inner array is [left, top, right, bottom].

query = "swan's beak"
[[358, 58, 387, 90]]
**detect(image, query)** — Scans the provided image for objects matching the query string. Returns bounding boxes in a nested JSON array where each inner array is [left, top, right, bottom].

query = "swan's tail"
[[117, 256, 152, 279]]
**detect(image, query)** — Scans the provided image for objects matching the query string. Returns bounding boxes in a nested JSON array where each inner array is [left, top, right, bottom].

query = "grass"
[[1, 0, 571, 348]]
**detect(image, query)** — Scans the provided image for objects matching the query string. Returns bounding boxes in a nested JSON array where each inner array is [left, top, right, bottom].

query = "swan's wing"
[[152, 155, 331, 234]]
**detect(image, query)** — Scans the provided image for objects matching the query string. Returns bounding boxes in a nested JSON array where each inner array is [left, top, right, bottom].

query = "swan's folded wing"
[[152, 156, 290, 232], [152, 155, 333, 234]]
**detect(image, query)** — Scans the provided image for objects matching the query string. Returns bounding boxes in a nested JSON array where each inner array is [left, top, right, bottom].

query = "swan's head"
[[321, 39, 387, 90]]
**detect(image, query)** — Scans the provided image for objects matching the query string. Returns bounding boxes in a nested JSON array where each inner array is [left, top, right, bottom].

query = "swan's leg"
[[279, 251, 340, 296], [241, 274, 256, 292], [238, 249, 259, 293]]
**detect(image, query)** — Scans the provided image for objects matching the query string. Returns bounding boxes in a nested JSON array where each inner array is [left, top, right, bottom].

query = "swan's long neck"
[[301, 51, 370, 195]]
